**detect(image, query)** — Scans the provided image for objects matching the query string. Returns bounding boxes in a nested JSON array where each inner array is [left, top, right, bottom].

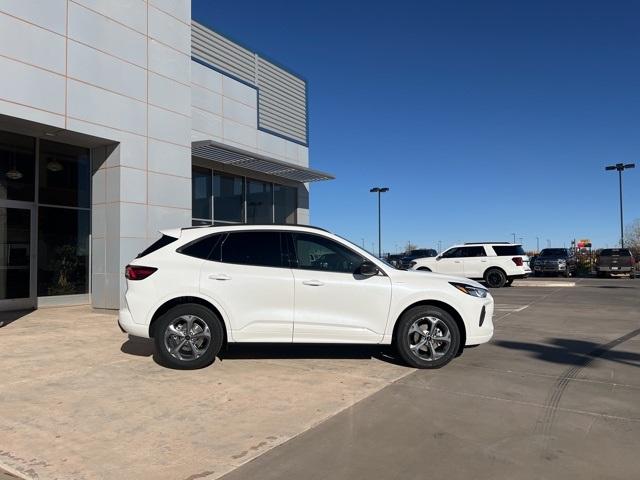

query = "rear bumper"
[[596, 266, 633, 273], [118, 307, 150, 338]]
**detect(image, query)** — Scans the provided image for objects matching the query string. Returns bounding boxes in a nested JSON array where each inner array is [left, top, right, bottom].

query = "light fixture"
[[5, 168, 23, 180], [46, 159, 63, 172]]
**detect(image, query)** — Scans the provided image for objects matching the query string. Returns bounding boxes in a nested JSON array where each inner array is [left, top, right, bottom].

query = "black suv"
[[533, 248, 577, 277], [400, 248, 438, 269]]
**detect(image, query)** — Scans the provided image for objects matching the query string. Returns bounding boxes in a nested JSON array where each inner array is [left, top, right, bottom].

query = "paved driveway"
[[1, 277, 639, 480], [0, 307, 410, 479]]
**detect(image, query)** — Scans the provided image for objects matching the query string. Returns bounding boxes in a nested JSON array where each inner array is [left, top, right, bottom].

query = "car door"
[[287, 232, 392, 343], [460, 246, 488, 278], [198, 230, 294, 342], [434, 247, 465, 275]]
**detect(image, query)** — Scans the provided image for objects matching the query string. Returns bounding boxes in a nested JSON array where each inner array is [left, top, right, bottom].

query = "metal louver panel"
[[192, 141, 333, 183], [257, 57, 307, 144], [191, 21, 255, 84], [191, 21, 309, 145]]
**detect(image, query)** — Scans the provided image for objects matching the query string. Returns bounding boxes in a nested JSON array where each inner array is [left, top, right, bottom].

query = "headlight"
[[450, 282, 488, 298], [558, 259, 566, 264], [409, 261, 417, 268]]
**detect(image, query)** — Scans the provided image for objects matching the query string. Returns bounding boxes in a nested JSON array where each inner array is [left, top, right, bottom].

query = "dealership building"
[[0, 0, 333, 311]]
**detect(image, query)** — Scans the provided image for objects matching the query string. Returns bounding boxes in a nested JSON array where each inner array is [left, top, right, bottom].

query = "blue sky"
[[192, 0, 640, 253]]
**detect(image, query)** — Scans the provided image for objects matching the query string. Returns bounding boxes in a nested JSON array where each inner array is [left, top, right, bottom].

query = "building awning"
[[191, 140, 334, 183]]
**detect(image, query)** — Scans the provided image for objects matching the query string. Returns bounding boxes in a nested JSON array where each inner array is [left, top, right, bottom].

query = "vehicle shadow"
[[120, 335, 154, 357], [494, 330, 640, 368], [0, 309, 34, 328], [221, 343, 405, 366], [119, 337, 406, 367]]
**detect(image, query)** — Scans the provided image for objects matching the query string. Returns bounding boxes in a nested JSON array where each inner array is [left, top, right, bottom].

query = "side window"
[[177, 234, 222, 260], [461, 246, 486, 257], [441, 248, 462, 259], [292, 233, 364, 273], [219, 231, 284, 267]]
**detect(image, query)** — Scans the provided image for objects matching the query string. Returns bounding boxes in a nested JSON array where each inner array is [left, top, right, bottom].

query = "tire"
[[564, 269, 571, 278], [153, 303, 224, 369], [395, 306, 461, 369], [417, 267, 431, 272], [484, 268, 507, 288]]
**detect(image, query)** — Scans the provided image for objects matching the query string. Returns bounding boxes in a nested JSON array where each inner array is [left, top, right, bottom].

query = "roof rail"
[[464, 241, 511, 245], [181, 224, 331, 233]]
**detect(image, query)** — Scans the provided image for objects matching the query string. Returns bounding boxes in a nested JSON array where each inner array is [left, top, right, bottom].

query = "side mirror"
[[357, 261, 379, 277], [436, 255, 442, 261]]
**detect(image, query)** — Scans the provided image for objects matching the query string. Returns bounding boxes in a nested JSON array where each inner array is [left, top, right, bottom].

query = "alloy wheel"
[[163, 315, 212, 361], [407, 316, 452, 361]]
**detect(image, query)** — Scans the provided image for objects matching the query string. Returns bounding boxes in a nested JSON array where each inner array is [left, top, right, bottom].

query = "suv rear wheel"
[[484, 268, 507, 288], [395, 306, 460, 369], [154, 303, 223, 369]]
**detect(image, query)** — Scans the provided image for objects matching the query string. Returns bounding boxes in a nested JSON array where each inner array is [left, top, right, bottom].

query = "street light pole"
[[605, 163, 635, 247], [536, 236, 540, 253], [511, 232, 516, 243], [370, 187, 389, 258]]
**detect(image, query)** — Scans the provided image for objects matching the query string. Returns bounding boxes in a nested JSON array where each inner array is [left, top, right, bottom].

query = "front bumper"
[[465, 299, 494, 346], [118, 307, 150, 338]]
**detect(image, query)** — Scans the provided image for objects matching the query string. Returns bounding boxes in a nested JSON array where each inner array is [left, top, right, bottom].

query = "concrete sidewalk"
[[0, 306, 412, 479]]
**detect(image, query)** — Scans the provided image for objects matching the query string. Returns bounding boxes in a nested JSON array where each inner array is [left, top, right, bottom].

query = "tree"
[[624, 219, 640, 256], [405, 241, 418, 253]]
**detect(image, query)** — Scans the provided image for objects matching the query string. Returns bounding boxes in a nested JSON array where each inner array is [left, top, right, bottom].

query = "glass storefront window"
[[39, 140, 90, 208], [0, 208, 31, 300], [213, 173, 244, 223], [246, 180, 273, 224], [192, 166, 212, 221], [274, 185, 297, 224], [37, 206, 90, 297], [0, 131, 35, 202]]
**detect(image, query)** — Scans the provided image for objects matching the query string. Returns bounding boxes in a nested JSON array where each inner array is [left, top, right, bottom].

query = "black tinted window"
[[178, 234, 222, 260], [441, 248, 462, 258], [493, 245, 526, 256], [600, 249, 631, 257], [460, 246, 486, 257], [136, 235, 177, 258], [292, 233, 363, 273], [219, 232, 284, 267]]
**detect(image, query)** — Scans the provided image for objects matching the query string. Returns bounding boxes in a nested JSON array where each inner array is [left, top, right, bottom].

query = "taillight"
[[512, 257, 523, 266], [125, 265, 157, 280]]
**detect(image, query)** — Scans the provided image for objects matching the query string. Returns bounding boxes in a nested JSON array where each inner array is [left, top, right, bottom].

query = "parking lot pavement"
[[0, 307, 411, 480], [221, 277, 640, 480]]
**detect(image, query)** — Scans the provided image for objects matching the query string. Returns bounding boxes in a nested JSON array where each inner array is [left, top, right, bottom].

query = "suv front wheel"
[[395, 306, 461, 369], [154, 303, 224, 369]]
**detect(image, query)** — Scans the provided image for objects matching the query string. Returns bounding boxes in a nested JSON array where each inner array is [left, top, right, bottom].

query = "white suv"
[[410, 242, 531, 288], [118, 225, 494, 370]]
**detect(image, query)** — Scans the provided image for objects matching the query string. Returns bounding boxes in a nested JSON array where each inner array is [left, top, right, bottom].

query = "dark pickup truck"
[[596, 248, 636, 278], [533, 248, 578, 277], [400, 248, 438, 269]]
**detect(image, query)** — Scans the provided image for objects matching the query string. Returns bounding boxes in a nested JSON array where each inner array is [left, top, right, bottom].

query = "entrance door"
[[0, 202, 36, 310]]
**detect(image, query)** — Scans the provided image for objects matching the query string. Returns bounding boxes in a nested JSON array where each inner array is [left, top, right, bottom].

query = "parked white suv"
[[410, 242, 531, 288], [118, 225, 494, 370]]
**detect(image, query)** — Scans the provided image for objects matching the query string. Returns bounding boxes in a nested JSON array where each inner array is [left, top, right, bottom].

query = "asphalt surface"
[[221, 277, 640, 480]]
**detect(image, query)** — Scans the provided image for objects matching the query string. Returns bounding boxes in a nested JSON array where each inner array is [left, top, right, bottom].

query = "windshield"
[[539, 248, 567, 257], [600, 249, 631, 257], [337, 234, 399, 269]]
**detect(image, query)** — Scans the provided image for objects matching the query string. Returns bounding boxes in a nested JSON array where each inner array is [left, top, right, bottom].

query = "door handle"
[[208, 273, 231, 281], [302, 279, 324, 287]]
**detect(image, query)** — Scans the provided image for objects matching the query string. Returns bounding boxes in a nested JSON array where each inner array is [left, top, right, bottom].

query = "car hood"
[[388, 267, 486, 290]]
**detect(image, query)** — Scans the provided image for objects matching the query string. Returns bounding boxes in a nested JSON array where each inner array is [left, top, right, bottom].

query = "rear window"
[[136, 234, 177, 258], [493, 245, 525, 256], [178, 234, 223, 260], [600, 249, 631, 257]]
